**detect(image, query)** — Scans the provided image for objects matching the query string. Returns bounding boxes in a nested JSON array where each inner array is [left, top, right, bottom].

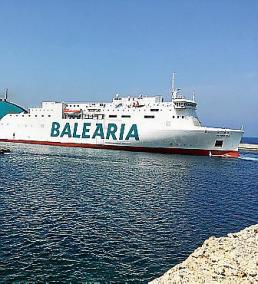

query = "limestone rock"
[[149, 224, 258, 284]]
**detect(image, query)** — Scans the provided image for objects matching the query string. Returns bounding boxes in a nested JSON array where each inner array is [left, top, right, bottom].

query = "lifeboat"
[[132, 101, 144, 108], [64, 109, 82, 116]]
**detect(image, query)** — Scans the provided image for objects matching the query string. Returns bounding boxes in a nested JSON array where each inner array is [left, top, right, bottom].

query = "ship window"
[[150, 109, 159, 112], [109, 115, 117, 118], [144, 115, 155, 118], [42, 115, 44, 117], [35, 115, 37, 117], [48, 115, 51, 117], [177, 116, 179, 119], [172, 116, 175, 118], [182, 116, 185, 119], [121, 115, 131, 118], [215, 140, 223, 147]]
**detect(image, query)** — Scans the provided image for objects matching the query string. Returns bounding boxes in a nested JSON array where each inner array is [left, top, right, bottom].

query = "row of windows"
[[67, 103, 105, 108], [8, 113, 185, 120], [10, 114, 52, 118], [31, 109, 53, 112], [108, 115, 132, 118], [175, 102, 195, 107], [108, 114, 186, 119], [104, 108, 189, 113], [145, 115, 185, 119]]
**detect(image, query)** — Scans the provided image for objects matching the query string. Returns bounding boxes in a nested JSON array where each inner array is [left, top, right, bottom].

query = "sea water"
[[0, 143, 257, 283]]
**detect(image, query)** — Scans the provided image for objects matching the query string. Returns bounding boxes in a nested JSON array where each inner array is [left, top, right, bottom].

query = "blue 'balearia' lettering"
[[51, 122, 60, 137], [119, 123, 125, 140], [92, 123, 104, 139], [73, 123, 81, 138], [82, 123, 91, 138], [50, 122, 139, 141], [106, 123, 118, 140], [60, 123, 72, 137], [125, 124, 139, 140]]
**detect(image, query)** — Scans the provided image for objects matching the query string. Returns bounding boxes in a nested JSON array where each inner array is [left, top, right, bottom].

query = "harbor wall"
[[239, 143, 258, 151]]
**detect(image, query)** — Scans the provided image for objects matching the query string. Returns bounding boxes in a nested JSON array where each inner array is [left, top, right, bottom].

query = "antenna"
[[172, 72, 176, 92], [172, 72, 177, 99], [192, 90, 195, 102], [5, 88, 8, 101]]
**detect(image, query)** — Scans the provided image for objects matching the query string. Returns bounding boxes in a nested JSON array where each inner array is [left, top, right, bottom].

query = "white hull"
[[0, 117, 242, 157]]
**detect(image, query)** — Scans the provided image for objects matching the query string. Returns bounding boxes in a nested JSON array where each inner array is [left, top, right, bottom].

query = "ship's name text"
[[50, 122, 139, 140]]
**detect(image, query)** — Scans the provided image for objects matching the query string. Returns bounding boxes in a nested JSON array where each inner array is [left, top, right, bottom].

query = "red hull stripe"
[[0, 139, 239, 158]]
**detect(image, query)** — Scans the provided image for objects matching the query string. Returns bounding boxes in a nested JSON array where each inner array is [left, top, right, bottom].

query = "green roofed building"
[[0, 99, 26, 119]]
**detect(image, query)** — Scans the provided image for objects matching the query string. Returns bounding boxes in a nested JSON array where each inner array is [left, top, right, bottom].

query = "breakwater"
[[239, 143, 258, 152], [149, 224, 258, 284]]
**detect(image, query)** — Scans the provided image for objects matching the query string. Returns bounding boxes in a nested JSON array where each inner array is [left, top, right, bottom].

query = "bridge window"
[[109, 115, 117, 118], [150, 109, 159, 112], [144, 115, 155, 118], [121, 115, 131, 118]]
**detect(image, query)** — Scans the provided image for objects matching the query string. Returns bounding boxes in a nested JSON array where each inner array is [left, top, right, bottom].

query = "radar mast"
[[172, 72, 178, 100]]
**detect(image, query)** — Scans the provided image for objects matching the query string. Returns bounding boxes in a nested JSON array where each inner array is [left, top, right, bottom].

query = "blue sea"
[[0, 141, 257, 283], [241, 136, 258, 144]]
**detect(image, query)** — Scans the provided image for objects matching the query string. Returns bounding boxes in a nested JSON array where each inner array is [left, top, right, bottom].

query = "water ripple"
[[0, 143, 258, 283]]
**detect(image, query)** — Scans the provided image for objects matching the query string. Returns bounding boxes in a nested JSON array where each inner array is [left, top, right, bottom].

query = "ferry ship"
[[0, 76, 243, 157]]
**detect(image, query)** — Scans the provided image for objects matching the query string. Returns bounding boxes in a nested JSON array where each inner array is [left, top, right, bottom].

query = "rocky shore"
[[149, 224, 258, 284]]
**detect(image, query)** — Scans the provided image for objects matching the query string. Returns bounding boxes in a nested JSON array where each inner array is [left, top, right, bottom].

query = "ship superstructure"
[[0, 76, 243, 157]]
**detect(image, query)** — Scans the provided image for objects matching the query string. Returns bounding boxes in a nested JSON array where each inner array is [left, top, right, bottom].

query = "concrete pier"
[[239, 143, 258, 152]]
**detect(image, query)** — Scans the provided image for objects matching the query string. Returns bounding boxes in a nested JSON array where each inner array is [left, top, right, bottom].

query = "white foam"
[[239, 155, 258, 162]]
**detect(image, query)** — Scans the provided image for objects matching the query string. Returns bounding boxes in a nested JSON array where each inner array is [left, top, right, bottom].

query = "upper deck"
[[1, 74, 202, 128], [3, 93, 198, 128]]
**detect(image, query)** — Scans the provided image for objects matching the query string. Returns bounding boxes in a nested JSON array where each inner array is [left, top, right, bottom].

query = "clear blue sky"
[[0, 0, 257, 136]]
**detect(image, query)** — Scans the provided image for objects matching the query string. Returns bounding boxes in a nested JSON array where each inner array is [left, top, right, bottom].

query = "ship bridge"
[[173, 98, 197, 109]]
